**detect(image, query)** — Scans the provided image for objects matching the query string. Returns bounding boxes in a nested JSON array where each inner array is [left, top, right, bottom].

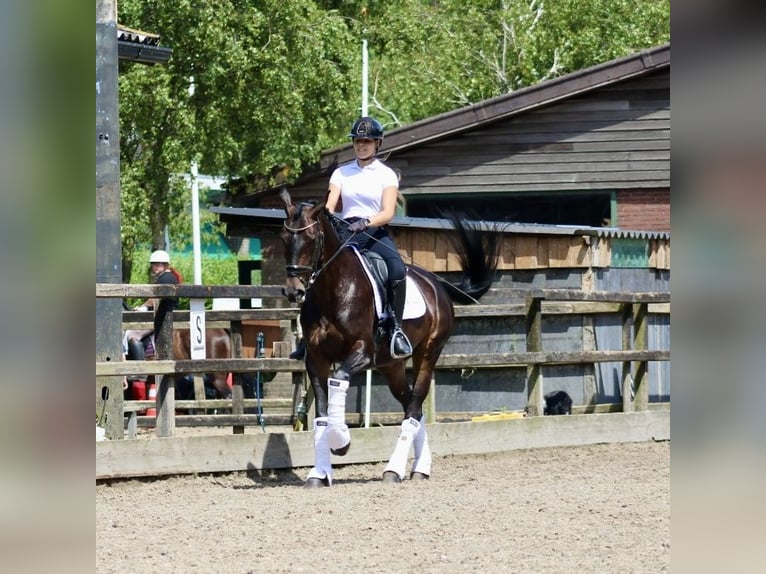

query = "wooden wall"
[[386, 70, 669, 197], [257, 227, 669, 290], [275, 70, 669, 207]]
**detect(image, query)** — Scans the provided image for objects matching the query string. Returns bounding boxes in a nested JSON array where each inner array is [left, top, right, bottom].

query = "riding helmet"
[[348, 116, 384, 140], [149, 249, 170, 264]]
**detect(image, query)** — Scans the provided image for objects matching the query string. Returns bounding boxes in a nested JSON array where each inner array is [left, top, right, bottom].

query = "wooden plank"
[[515, 236, 539, 268], [124, 397, 293, 412], [433, 229, 449, 271], [96, 411, 670, 479], [404, 159, 670, 178], [412, 229, 436, 269], [499, 236, 516, 269], [97, 283, 285, 299], [100, 348, 669, 379], [127, 402, 671, 426]]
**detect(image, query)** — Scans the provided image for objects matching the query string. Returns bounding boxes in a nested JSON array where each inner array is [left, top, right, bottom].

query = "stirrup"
[[390, 329, 412, 359]]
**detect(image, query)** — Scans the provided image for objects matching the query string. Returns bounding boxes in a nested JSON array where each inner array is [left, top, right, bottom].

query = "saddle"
[[348, 247, 426, 321]]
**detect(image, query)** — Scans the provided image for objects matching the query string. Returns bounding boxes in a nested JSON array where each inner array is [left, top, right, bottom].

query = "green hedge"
[[129, 252, 260, 310]]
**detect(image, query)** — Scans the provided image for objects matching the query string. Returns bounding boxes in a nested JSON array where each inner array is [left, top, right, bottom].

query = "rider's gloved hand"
[[348, 218, 370, 233]]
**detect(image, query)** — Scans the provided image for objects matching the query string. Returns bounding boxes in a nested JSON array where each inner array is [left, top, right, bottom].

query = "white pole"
[[361, 38, 370, 425], [361, 38, 369, 116], [190, 161, 202, 284], [189, 77, 202, 284], [364, 370, 372, 428]]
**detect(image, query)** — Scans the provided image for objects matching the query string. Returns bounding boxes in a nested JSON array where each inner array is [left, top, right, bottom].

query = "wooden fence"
[[96, 283, 669, 440]]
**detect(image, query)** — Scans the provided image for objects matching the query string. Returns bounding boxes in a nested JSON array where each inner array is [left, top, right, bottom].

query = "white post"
[[189, 77, 202, 285], [361, 39, 369, 116], [364, 370, 372, 428], [190, 161, 202, 284], [361, 36, 372, 426], [188, 77, 205, 361]]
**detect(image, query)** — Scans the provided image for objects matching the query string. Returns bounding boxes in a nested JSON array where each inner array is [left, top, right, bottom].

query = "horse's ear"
[[279, 186, 292, 215], [309, 197, 327, 218]]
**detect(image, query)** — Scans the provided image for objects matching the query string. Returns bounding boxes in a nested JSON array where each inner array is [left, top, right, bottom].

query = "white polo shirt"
[[329, 159, 399, 219]]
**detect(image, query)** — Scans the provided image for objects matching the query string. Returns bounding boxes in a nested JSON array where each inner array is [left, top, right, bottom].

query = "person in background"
[[123, 249, 180, 360], [324, 116, 412, 359]]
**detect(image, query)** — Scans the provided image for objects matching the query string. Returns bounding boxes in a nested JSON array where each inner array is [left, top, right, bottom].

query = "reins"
[[284, 209, 482, 304], [283, 213, 351, 287]]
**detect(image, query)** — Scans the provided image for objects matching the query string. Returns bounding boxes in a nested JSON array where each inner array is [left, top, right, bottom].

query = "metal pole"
[[361, 39, 368, 116], [364, 370, 372, 428], [189, 77, 202, 284]]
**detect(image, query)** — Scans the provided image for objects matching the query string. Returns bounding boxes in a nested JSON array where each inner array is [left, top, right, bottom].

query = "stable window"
[[406, 191, 613, 227]]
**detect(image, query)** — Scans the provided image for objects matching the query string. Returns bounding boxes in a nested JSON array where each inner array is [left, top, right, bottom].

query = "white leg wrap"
[[306, 417, 333, 485], [411, 416, 432, 477], [327, 378, 350, 451], [383, 417, 420, 480]]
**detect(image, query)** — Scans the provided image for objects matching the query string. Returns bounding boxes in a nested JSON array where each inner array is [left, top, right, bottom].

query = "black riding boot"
[[127, 338, 145, 361], [389, 279, 413, 359], [289, 338, 306, 360]]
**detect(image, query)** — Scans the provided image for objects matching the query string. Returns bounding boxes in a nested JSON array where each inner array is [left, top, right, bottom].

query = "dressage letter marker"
[[190, 299, 206, 360]]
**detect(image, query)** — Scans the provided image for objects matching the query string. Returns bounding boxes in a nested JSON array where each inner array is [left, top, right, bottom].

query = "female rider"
[[324, 116, 412, 359]]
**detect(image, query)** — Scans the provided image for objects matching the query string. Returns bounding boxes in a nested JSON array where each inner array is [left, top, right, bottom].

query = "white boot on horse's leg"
[[327, 378, 351, 454], [382, 417, 420, 483], [306, 417, 333, 487], [410, 415, 432, 480]]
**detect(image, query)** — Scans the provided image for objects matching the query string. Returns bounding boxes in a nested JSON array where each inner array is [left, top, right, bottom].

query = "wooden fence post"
[[633, 303, 649, 411], [621, 304, 634, 413], [230, 320, 244, 434], [154, 306, 175, 437], [526, 297, 543, 416]]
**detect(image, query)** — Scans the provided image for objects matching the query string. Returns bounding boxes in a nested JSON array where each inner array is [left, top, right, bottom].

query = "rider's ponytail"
[[169, 267, 183, 284]]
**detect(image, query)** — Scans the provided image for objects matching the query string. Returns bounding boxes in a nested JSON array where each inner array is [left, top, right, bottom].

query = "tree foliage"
[[116, 0, 669, 279]]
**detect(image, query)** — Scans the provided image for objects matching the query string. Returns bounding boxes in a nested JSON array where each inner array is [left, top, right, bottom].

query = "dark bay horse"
[[126, 328, 232, 399], [279, 188, 500, 486], [173, 328, 232, 399]]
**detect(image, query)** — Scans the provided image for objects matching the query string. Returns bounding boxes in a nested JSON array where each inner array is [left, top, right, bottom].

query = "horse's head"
[[279, 187, 327, 303]]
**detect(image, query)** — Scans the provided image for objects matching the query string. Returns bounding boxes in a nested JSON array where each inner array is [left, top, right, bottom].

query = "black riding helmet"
[[348, 116, 384, 140]]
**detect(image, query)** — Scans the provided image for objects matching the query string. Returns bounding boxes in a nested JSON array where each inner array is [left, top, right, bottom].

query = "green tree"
[[117, 0, 358, 279], [116, 0, 669, 279], [356, 0, 669, 126]]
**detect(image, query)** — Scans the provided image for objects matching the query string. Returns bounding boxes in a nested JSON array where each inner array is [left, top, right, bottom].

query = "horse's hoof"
[[331, 444, 350, 456], [304, 477, 329, 488], [382, 471, 402, 484], [410, 472, 430, 481]]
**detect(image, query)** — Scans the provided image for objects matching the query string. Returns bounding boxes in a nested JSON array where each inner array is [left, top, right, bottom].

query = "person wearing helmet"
[[123, 249, 180, 361], [323, 116, 413, 359]]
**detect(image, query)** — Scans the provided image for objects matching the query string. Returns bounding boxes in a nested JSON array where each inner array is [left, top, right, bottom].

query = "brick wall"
[[617, 189, 670, 231]]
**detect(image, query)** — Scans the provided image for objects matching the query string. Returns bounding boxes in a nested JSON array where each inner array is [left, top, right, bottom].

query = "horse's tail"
[[438, 210, 503, 305]]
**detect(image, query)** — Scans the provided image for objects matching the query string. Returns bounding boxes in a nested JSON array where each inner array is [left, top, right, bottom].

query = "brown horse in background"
[[173, 328, 232, 398], [126, 328, 232, 399], [279, 188, 500, 487]]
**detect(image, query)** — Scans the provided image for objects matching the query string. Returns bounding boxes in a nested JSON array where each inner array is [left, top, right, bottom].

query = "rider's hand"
[[348, 218, 370, 233]]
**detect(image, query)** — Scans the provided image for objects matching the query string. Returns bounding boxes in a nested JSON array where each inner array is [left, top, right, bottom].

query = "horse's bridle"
[[283, 219, 324, 285], [283, 210, 357, 288]]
